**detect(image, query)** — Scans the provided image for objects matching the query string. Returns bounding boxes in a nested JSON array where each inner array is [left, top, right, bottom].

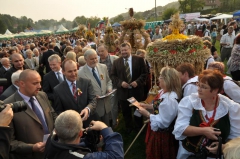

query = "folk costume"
[[145, 90, 179, 159], [173, 93, 240, 159]]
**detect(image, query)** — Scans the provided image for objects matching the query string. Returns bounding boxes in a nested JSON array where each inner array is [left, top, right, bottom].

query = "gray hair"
[[82, 46, 91, 54], [12, 46, 19, 52], [78, 56, 86, 66], [11, 70, 22, 84], [0, 57, 9, 64], [55, 110, 83, 143], [84, 49, 97, 60], [48, 54, 61, 63], [33, 48, 39, 53], [25, 49, 33, 56], [66, 51, 76, 62]]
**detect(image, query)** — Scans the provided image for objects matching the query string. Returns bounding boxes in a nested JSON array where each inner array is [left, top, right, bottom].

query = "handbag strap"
[[216, 136, 222, 159]]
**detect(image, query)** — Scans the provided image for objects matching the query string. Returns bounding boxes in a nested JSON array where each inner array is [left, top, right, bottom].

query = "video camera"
[[0, 101, 27, 113]]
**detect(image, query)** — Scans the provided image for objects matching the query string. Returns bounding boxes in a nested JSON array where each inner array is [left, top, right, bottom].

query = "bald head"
[[19, 69, 39, 81], [11, 53, 24, 70], [18, 69, 41, 97]]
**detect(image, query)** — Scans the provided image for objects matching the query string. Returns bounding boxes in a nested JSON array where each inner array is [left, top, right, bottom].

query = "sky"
[[0, 0, 177, 21]]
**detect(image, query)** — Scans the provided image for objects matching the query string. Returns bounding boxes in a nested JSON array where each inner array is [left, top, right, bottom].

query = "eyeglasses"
[[196, 82, 210, 90]]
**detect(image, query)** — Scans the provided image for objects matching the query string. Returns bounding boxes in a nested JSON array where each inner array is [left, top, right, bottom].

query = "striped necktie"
[[72, 82, 77, 100], [124, 58, 131, 83]]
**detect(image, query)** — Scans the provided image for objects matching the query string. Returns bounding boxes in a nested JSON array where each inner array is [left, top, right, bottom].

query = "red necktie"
[[72, 82, 77, 100]]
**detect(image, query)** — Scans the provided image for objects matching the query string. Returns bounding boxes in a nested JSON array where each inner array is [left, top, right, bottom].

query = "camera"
[[82, 128, 100, 152], [0, 101, 27, 113]]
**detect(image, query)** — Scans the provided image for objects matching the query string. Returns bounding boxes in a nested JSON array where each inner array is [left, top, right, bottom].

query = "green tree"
[[73, 16, 87, 25], [0, 18, 7, 34], [162, 8, 178, 20], [178, 0, 205, 13], [113, 15, 124, 23]]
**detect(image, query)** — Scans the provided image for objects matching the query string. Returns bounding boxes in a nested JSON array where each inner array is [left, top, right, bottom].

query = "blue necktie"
[[92, 68, 101, 87], [57, 72, 64, 83], [29, 97, 49, 134]]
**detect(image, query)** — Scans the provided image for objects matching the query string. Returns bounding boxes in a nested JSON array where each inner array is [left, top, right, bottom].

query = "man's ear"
[[79, 130, 83, 138]]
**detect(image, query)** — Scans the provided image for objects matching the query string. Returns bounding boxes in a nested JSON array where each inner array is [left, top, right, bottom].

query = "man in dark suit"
[[40, 43, 59, 73], [111, 42, 147, 133], [43, 54, 64, 105], [54, 59, 96, 127], [0, 57, 11, 78], [4, 69, 57, 159], [0, 70, 22, 100], [4, 53, 29, 90]]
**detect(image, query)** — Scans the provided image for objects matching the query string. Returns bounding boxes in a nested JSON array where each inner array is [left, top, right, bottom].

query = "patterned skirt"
[[145, 123, 178, 159]]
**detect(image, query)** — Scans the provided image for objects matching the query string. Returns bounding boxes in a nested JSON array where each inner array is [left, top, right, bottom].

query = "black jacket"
[[0, 127, 12, 159], [44, 128, 124, 159]]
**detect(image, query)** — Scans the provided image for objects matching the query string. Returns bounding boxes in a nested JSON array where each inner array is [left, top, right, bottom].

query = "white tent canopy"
[[4, 29, 13, 35], [56, 25, 69, 33], [191, 18, 209, 22], [210, 14, 233, 24]]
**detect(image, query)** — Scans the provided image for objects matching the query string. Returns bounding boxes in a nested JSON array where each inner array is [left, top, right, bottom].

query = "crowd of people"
[[0, 18, 240, 159]]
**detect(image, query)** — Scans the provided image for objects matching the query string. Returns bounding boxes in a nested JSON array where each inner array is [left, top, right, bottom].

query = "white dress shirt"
[[54, 69, 64, 81], [123, 55, 132, 77], [220, 33, 236, 48]]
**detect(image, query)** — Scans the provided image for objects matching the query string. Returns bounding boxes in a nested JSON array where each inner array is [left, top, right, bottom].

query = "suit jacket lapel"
[[120, 57, 128, 81], [83, 65, 100, 88], [14, 92, 42, 125], [50, 71, 59, 84], [35, 94, 51, 131], [96, 65, 103, 89], [63, 81, 78, 104]]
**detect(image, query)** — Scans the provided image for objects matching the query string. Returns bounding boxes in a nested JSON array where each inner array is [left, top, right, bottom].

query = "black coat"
[[41, 50, 59, 73], [0, 85, 17, 100], [42, 71, 60, 103], [0, 127, 12, 159]]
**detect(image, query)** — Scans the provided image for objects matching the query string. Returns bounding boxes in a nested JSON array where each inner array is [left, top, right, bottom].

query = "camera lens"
[[11, 101, 27, 113]]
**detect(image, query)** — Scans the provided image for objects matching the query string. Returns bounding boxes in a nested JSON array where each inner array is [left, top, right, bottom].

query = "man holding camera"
[[44, 110, 124, 159], [0, 105, 13, 159], [4, 69, 57, 159]]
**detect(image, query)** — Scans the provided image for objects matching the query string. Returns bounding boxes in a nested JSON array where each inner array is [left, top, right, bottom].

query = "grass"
[[214, 40, 229, 74], [113, 113, 146, 159]]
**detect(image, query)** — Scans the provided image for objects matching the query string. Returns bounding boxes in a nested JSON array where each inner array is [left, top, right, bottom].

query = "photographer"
[[44, 110, 124, 159], [0, 104, 13, 159]]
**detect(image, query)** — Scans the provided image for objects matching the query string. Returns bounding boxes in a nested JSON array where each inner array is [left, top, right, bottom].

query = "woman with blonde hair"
[[66, 51, 77, 62], [223, 137, 240, 159], [138, 66, 182, 159]]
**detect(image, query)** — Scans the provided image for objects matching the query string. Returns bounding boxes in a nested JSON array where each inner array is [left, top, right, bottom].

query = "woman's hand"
[[139, 103, 153, 110], [138, 107, 150, 118], [206, 142, 219, 154], [203, 127, 221, 140]]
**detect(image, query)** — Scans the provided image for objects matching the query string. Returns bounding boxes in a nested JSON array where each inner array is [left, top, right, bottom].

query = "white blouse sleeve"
[[183, 84, 198, 97], [228, 100, 240, 139], [173, 96, 194, 140], [150, 92, 178, 131], [224, 80, 240, 103]]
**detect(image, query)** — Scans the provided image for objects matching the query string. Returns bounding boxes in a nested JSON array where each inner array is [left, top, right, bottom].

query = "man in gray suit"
[[78, 49, 112, 126], [0, 70, 22, 100], [97, 44, 119, 127], [54, 59, 97, 127], [4, 69, 57, 159]]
